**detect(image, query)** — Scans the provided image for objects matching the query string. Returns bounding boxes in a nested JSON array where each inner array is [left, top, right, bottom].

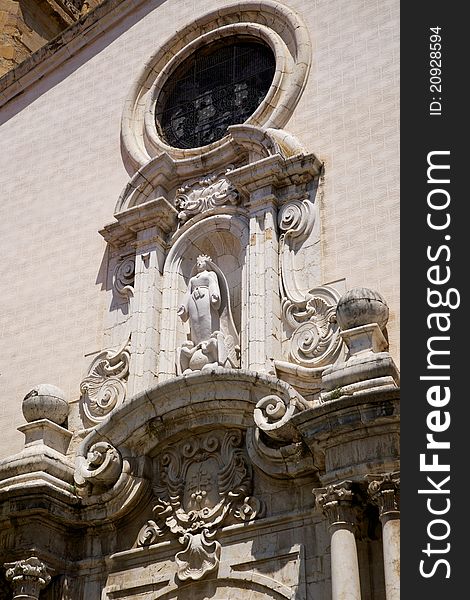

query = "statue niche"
[[177, 255, 240, 374]]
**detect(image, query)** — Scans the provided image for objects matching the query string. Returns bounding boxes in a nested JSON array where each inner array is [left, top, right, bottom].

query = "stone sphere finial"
[[22, 383, 68, 425], [336, 288, 389, 331]]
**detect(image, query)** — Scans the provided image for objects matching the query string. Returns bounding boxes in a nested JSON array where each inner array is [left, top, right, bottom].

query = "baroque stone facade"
[[0, 1, 399, 598]]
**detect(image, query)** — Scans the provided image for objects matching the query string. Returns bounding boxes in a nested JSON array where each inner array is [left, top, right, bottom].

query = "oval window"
[[155, 37, 276, 149]]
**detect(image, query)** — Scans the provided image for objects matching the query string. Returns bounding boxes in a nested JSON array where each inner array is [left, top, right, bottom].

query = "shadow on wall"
[[0, 0, 168, 127]]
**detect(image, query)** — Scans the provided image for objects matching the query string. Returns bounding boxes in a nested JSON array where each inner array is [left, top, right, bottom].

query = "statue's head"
[[196, 254, 211, 272]]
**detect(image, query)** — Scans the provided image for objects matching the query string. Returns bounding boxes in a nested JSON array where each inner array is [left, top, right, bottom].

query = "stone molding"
[[0, 0, 140, 104], [246, 426, 315, 480], [76, 369, 310, 463], [294, 389, 400, 482], [114, 126, 321, 218], [69, 370, 314, 519]]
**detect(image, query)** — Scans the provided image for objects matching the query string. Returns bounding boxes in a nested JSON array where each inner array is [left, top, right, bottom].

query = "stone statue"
[[177, 255, 221, 345], [177, 255, 239, 373]]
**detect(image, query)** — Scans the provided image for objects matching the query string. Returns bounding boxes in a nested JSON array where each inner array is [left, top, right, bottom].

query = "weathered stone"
[[22, 384, 68, 426], [0, 1, 400, 598], [336, 288, 389, 332]]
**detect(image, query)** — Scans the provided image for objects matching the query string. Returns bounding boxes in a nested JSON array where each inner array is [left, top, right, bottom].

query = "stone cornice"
[[99, 197, 178, 248], [0, 0, 142, 107], [292, 389, 400, 483]]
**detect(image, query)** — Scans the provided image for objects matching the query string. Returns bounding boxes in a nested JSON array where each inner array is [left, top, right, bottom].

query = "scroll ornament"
[[74, 441, 122, 495], [278, 198, 342, 368], [254, 391, 310, 443], [137, 430, 262, 581], [80, 338, 131, 424], [113, 255, 135, 299]]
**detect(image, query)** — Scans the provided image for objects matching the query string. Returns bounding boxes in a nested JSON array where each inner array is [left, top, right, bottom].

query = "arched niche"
[[158, 213, 248, 379]]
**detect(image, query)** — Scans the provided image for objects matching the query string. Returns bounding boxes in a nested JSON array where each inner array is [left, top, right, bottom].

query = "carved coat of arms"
[[137, 429, 262, 581]]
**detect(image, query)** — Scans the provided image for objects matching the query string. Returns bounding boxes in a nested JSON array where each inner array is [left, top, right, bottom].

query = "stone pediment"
[[108, 125, 321, 227], [74, 369, 312, 500]]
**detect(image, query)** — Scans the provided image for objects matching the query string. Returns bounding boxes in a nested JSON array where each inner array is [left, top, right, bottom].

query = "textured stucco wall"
[[0, 0, 399, 457]]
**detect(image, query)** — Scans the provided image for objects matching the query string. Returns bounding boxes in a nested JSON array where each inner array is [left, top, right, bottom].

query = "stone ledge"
[[0, 0, 141, 104]]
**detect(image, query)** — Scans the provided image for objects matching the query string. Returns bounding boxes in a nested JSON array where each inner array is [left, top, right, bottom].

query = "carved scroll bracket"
[[278, 189, 342, 371], [80, 338, 131, 424], [113, 255, 135, 300], [74, 441, 123, 496], [246, 426, 316, 480], [253, 392, 310, 443]]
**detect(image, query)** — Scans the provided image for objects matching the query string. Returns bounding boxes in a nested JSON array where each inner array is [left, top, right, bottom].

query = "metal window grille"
[[156, 39, 276, 149]]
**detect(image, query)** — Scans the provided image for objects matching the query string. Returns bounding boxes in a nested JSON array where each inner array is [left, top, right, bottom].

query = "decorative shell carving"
[[137, 429, 262, 581]]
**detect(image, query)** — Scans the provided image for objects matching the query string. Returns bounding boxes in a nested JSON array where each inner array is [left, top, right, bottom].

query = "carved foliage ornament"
[[367, 472, 400, 517], [175, 169, 239, 224], [138, 429, 262, 581], [4, 557, 51, 598], [314, 481, 357, 528], [80, 338, 131, 424]]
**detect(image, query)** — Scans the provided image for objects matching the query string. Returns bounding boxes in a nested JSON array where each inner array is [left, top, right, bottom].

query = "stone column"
[[4, 557, 51, 600], [314, 481, 362, 600], [367, 472, 400, 600], [127, 226, 168, 395]]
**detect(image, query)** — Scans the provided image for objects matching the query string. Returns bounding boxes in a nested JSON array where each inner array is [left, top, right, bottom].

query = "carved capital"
[[366, 472, 400, 519], [4, 557, 51, 599], [314, 481, 359, 531]]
